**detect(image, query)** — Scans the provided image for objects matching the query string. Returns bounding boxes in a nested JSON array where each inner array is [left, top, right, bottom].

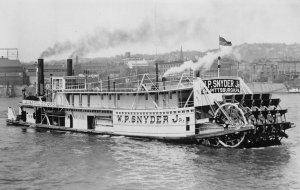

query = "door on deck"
[[70, 115, 73, 128], [35, 108, 42, 124], [87, 116, 95, 129]]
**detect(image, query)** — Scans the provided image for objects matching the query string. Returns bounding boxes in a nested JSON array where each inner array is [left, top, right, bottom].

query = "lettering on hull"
[[115, 114, 185, 125], [22, 100, 57, 107]]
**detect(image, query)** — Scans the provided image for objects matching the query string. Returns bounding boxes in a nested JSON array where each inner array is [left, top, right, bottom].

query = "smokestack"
[[155, 62, 159, 104], [67, 59, 73, 76], [196, 70, 200, 77], [37, 59, 44, 96]]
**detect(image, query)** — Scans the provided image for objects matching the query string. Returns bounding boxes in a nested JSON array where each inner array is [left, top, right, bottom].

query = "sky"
[[0, 0, 300, 62]]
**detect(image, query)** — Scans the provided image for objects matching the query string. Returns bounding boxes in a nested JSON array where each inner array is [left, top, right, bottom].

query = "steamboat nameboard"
[[22, 100, 57, 107], [203, 79, 240, 93]]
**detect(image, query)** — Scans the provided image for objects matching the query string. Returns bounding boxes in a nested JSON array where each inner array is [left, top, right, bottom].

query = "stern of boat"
[[192, 77, 295, 148]]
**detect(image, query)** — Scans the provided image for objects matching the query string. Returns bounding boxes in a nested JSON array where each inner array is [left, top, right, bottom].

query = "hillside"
[[21, 43, 300, 65], [234, 43, 300, 62]]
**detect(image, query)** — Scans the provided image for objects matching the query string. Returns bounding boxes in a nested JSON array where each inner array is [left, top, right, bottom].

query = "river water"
[[0, 94, 300, 190]]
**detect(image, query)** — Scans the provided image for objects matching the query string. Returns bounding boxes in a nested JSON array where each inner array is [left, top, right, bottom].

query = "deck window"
[[186, 125, 190, 131]]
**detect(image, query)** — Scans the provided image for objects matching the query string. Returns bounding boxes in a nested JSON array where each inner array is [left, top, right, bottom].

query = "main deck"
[[7, 63, 294, 148]]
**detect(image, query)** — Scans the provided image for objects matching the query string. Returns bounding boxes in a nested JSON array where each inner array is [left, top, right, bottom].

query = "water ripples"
[[0, 95, 300, 189]]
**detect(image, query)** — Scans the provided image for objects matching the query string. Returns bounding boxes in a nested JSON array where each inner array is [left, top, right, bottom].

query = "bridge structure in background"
[[0, 48, 18, 60]]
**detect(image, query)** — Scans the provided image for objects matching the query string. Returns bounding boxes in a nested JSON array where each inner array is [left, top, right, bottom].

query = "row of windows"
[[70, 114, 112, 120], [65, 78, 86, 90], [72, 91, 177, 96], [115, 109, 194, 115], [65, 109, 112, 114], [27, 69, 66, 72], [74, 93, 174, 102], [160, 64, 181, 69]]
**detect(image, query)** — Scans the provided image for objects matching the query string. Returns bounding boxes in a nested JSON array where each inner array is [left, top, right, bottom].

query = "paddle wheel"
[[213, 93, 293, 148], [213, 103, 248, 147]]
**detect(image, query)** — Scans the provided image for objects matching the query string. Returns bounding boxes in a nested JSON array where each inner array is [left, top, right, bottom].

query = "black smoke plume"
[[39, 17, 208, 59]]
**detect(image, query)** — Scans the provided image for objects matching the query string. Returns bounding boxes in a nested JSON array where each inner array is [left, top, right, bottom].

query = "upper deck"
[[51, 74, 251, 94], [43, 74, 253, 110], [52, 74, 194, 94]]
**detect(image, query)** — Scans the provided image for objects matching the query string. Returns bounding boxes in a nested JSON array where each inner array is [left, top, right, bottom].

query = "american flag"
[[219, 36, 232, 46]]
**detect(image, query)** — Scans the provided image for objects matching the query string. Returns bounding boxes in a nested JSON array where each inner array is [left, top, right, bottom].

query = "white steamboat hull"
[[19, 105, 196, 138], [111, 108, 195, 137]]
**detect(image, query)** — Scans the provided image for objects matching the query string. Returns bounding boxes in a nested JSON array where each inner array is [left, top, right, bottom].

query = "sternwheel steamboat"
[[6, 58, 294, 148]]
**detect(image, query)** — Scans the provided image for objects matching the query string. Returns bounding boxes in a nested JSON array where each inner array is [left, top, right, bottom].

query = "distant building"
[[80, 61, 108, 73], [125, 58, 149, 68], [276, 60, 300, 80], [250, 58, 300, 82], [123, 52, 149, 69], [0, 48, 25, 85], [203, 57, 239, 78], [159, 60, 182, 75], [25, 63, 67, 85], [249, 59, 278, 82], [159, 47, 193, 80], [159, 60, 194, 80]]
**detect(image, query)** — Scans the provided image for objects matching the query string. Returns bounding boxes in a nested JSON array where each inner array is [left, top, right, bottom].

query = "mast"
[[218, 35, 220, 78]]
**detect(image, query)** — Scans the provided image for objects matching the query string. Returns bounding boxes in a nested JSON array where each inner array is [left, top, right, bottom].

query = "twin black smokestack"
[[37, 59, 44, 96], [67, 59, 73, 76], [36, 58, 73, 97]]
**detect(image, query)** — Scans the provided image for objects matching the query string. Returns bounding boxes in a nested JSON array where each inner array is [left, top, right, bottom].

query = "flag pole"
[[218, 35, 220, 78]]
